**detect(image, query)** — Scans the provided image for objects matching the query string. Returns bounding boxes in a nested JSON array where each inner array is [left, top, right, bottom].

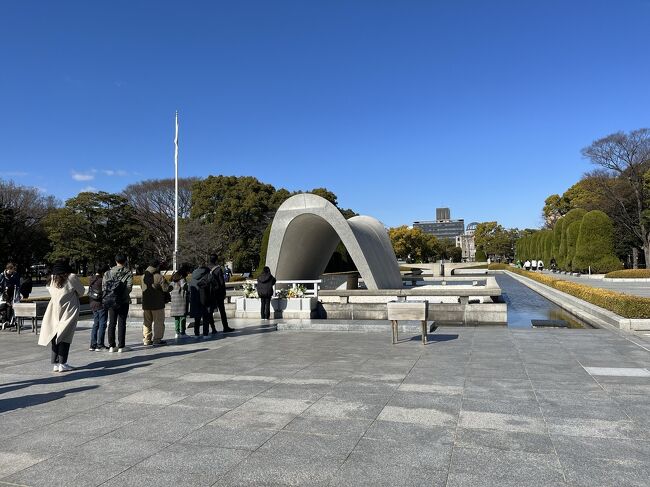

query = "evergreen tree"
[[573, 210, 622, 273]]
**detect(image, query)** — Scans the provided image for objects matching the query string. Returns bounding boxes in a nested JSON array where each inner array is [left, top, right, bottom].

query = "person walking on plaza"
[[170, 267, 189, 339], [19, 274, 33, 299], [141, 260, 170, 346], [38, 260, 85, 372], [88, 265, 109, 351], [537, 260, 544, 271], [523, 260, 531, 271], [189, 263, 212, 338], [208, 254, 234, 333], [103, 254, 133, 353], [256, 266, 276, 320], [531, 259, 538, 271]]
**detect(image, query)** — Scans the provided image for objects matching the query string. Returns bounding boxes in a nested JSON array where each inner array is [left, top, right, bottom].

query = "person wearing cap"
[[38, 259, 86, 372]]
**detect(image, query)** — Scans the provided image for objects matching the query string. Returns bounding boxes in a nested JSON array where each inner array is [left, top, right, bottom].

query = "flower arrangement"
[[274, 284, 307, 299], [242, 282, 258, 298]]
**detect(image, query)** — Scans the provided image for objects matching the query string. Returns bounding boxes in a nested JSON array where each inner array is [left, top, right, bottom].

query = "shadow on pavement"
[[0, 385, 99, 413]]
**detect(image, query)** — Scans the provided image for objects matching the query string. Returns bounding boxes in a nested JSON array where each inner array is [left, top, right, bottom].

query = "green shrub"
[[604, 269, 650, 279], [573, 210, 622, 274], [500, 267, 650, 318], [558, 209, 586, 269], [475, 250, 487, 262], [552, 218, 564, 265], [565, 220, 581, 271]]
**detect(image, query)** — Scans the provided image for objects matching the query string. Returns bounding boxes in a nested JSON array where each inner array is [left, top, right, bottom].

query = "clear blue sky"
[[2, 0, 649, 229]]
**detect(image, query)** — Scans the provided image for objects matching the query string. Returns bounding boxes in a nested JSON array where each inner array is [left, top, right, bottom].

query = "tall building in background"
[[413, 208, 465, 241]]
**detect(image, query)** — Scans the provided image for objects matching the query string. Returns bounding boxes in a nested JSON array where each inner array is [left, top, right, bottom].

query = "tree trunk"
[[644, 244, 650, 270], [632, 247, 639, 269]]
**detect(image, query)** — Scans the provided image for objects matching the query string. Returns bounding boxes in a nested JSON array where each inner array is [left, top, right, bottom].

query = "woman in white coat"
[[38, 260, 86, 372]]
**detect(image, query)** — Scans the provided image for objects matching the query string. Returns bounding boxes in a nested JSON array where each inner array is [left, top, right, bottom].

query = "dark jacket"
[[210, 266, 227, 301], [256, 270, 276, 298], [19, 276, 33, 299], [189, 266, 211, 319], [141, 266, 169, 311], [102, 265, 133, 306], [89, 274, 104, 312], [0, 271, 20, 301]]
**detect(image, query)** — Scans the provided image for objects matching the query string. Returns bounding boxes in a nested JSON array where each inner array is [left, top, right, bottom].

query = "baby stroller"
[[0, 287, 18, 330]]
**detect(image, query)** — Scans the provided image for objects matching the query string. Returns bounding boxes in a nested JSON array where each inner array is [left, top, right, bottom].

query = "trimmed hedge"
[[604, 269, 650, 279], [558, 209, 586, 269], [475, 250, 487, 262], [573, 210, 622, 274], [487, 264, 650, 318], [565, 220, 581, 271]]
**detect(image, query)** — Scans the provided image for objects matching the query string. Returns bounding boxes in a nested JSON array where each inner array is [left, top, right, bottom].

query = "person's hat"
[[52, 260, 72, 275]]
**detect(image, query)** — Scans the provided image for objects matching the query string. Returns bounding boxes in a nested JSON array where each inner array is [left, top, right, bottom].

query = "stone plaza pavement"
[[1, 320, 650, 486]]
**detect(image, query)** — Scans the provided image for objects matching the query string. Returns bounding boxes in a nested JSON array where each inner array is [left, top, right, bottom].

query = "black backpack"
[[196, 270, 213, 307], [103, 271, 127, 310]]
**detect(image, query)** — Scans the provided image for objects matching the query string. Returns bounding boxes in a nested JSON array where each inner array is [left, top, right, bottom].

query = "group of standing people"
[[520, 259, 544, 271], [37, 253, 235, 373]]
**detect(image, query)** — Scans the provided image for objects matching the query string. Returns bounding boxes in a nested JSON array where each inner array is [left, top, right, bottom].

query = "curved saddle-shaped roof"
[[265, 194, 402, 290]]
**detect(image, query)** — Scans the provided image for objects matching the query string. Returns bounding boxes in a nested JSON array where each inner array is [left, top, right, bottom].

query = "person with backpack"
[[189, 263, 212, 338], [141, 259, 170, 346], [103, 254, 133, 353], [88, 265, 109, 351], [38, 259, 85, 372], [256, 266, 276, 320], [170, 267, 189, 339], [208, 254, 235, 333]]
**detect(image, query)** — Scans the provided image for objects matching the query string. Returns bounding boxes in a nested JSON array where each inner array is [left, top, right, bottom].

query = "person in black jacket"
[[256, 266, 276, 320], [89, 265, 109, 351], [189, 264, 212, 338], [208, 254, 235, 333]]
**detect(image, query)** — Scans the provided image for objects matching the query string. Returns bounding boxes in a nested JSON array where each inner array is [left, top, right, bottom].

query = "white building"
[[456, 222, 477, 262]]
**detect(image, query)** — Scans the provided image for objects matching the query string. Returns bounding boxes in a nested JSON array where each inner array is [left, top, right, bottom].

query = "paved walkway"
[[539, 271, 650, 297], [1, 320, 650, 486]]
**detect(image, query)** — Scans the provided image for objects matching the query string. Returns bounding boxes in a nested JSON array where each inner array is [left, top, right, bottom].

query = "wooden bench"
[[387, 300, 429, 344], [12, 302, 49, 334]]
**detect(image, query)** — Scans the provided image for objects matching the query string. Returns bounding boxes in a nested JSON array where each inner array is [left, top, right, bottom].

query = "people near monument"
[[208, 254, 234, 333], [224, 265, 232, 282], [531, 259, 538, 271], [523, 260, 531, 271], [0, 263, 20, 303], [88, 265, 109, 351], [537, 260, 544, 271], [103, 254, 133, 353], [19, 274, 33, 299], [256, 266, 276, 320], [189, 263, 212, 338], [170, 267, 189, 338], [141, 259, 170, 346], [38, 260, 85, 372], [550, 258, 557, 270]]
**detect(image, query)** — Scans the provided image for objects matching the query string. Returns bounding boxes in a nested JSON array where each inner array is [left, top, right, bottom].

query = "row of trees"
[[517, 209, 622, 273], [387, 226, 462, 263], [541, 128, 650, 268], [1, 175, 357, 275]]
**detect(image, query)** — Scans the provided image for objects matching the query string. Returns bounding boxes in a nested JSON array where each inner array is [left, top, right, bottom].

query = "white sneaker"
[[175, 333, 180, 339], [59, 363, 73, 372], [118, 347, 131, 353], [108, 347, 117, 353], [53, 365, 61, 372]]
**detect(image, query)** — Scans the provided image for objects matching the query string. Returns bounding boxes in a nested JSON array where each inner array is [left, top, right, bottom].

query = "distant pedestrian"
[[256, 266, 276, 320], [38, 260, 85, 372], [19, 274, 33, 299], [208, 254, 235, 333], [103, 254, 133, 353], [224, 265, 232, 282], [537, 260, 544, 272], [141, 259, 170, 346], [531, 259, 538, 271], [88, 265, 109, 351], [189, 263, 212, 338], [170, 268, 189, 338], [524, 260, 531, 271]]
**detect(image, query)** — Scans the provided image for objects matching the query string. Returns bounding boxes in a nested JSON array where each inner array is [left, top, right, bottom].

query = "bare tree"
[[582, 129, 650, 266], [122, 178, 197, 262]]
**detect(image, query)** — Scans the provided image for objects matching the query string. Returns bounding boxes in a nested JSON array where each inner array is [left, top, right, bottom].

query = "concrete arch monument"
[[265, 193, 402, 290]]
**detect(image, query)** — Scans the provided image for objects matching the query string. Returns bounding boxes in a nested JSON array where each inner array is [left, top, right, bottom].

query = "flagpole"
[[173, 111, 179, 271]]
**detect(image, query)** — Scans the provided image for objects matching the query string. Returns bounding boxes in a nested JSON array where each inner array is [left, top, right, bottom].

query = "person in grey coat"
[[256, 266, 276, 320], [170, 268, 189, 338]]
